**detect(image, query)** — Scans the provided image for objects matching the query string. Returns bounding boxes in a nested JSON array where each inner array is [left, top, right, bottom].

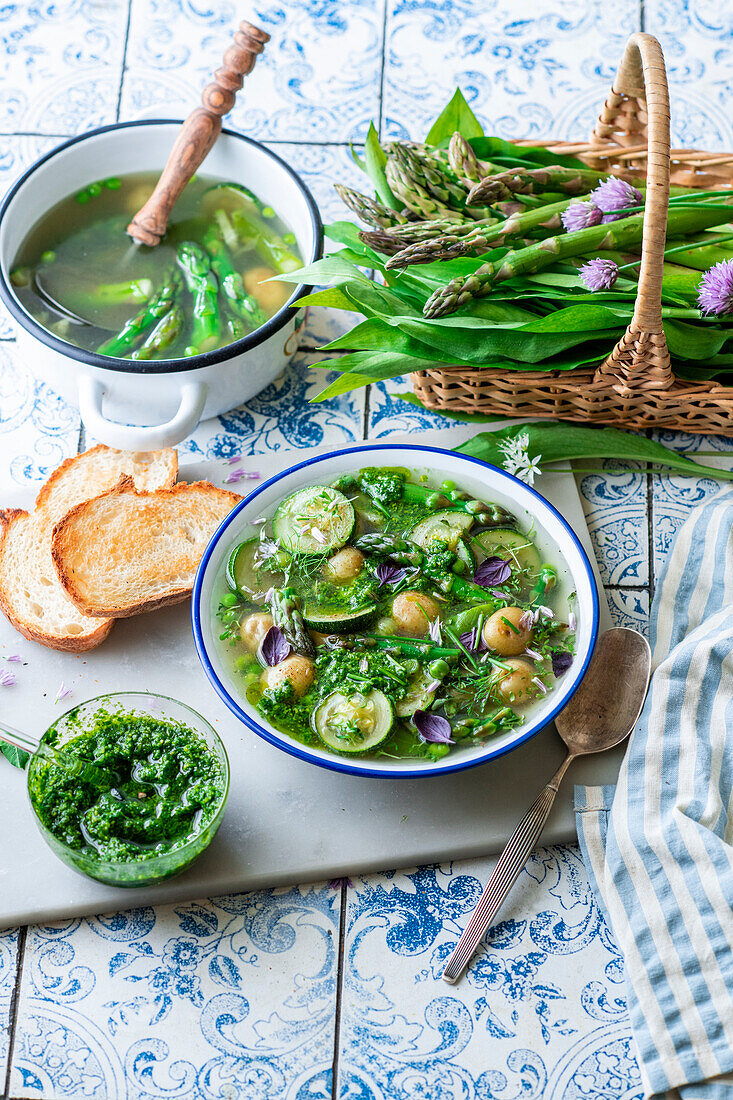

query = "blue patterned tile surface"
[[120, 0, 385, 144], [0, 928, 18, 1081], [10, 885, 341, 1099], [2, 1, 733, 1096], [382, 0, 638, 143], [0, 0, 127, 135], [339, 851, 640, 1098]]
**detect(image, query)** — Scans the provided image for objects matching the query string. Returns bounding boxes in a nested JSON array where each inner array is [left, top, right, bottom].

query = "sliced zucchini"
[[303, 603, 377, 634], [273, 487, 355, 554], [470, 528, 542, 585], [314, 689, 393, 754], [410, 510, 474, 552], [395, 669, 438, 718], [454, 538, 476, 572], [226, 537, 286, 597]]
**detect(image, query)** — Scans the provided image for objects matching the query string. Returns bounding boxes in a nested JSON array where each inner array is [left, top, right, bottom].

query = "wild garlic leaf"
[[0, 743, 30, 769]]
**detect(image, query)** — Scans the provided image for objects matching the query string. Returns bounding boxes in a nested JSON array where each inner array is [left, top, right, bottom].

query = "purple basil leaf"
[[552, 650, 573, 678], [375, 560, 410, 587], [413, 710, 454, 744], [473, 556, 512, 588], [260, 626, 291, 667]]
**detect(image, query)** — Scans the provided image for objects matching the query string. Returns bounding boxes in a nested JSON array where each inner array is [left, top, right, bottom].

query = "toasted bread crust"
[[52, 479, 242, 618], [0, 508, 113, 651], [0, 447, 179, 651]]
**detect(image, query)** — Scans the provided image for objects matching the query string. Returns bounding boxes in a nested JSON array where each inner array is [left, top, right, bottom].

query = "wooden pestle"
[[126, 20, 269, 247]]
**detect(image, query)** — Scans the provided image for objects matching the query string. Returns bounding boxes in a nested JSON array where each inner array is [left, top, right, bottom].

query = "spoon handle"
[[127, 20, 270, 246], [0, 722, 40, 756], [442, 753, 574, 984]]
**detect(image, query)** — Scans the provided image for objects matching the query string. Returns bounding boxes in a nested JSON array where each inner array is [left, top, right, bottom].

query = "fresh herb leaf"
[[0, 742, 30, 769], [426, 88, 484, 145]]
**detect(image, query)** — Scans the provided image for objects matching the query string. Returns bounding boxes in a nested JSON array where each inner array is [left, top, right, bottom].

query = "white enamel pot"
[[0, 121, 322, 449]]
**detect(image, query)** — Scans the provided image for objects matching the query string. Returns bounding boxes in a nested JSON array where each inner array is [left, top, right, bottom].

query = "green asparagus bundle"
[[270, 88, 733, 399]]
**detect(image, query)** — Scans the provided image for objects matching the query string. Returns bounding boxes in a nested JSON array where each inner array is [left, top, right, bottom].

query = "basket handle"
[[593, 33, 674, 393]]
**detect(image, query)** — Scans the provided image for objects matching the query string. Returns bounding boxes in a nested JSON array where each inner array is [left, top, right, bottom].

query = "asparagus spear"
[[227, 204, 302, 274], [467, 166, 609, 205], [334, 184, 411, 228], [353, 532, 424, 566], [203, 226, 267, 330], [95, 278, 154, 305], [448, 133, 483, 182], [176, 242, 220, 353], [423, 203, 733, 317], [386, 199, 573, 268], [359, 217, 498, 255], [385, 150, 467, 223], [129, 306, 183, 360], [97, 274, 179, 357], [270, 588, 315, 658]]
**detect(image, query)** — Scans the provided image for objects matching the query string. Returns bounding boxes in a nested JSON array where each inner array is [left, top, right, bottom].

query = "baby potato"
[[391, 591, 440, 636], [239, 611, 274, 653], [323, 547, 364, 583], [482, 606, 533, 657], [262, 655, 316, 696], [243, 266, 291, 314], [496, 659, 538, 705]]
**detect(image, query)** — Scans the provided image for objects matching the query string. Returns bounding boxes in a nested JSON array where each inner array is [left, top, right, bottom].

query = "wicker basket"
[[410, 33, 733, 435]]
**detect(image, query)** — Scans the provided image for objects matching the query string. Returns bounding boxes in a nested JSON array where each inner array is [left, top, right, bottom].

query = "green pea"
[[427, 742, 451, 760], [220, 592, 238, 607], [41, 250, 56, 264], [9, 267, 29, 287], [451, 558, 466, 575], [428, 658, 450, 679], [104, 177, 121, 189], [88, 182, 102, 197], [262, 206, 276, 218], [233, 656, 251, 672], [376, 616, 395, 635], [184, 345, 198, 357], [402, 658, 419, 675], [76, 190, 90, 204], [440, 479, 455, 492]]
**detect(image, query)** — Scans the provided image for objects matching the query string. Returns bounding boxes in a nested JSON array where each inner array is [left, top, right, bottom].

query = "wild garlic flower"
[[498, 433, 542, 486]]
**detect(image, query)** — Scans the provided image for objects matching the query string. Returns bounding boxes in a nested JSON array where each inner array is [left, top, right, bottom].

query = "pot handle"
[[78, 376, 208, 450]]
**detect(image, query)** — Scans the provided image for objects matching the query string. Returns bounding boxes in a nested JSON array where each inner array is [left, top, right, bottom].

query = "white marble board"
[[0, 438, 614, 927]]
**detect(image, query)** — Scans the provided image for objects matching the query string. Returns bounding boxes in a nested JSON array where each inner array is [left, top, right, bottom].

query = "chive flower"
[[561, 201, 602, 232], [697, 259, 733, 317], [590, 177, 643, 222], [579, 257, 619, 292]]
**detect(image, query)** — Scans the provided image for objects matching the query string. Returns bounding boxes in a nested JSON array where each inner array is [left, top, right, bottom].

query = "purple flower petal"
[[2, 654, 22, 662], [532, 676, 548, 695], [590, 177, 643, 221], [413, 710, 454, 744], [459, 628, 476, 650], [375, 560, 410, 587], [579, 258, 619, 292], [260, 626, 292, 667], [54, 682, 72, 703], [224, 468, 260, 484], [473, 557, 512, 587], [552, 650, 573, 677], [0, 669, 16, 687], [428, 618, 443, 644], [561, 201, 602, 232], [697, 259, 733, 317], [568, 611, 577, 632]]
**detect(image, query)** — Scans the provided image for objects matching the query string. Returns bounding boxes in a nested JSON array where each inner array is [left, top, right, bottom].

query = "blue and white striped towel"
[[576, 486, 733, 1100]]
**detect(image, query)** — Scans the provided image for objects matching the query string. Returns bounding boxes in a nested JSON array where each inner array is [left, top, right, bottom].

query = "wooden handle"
[[593, 33, 674, 394], [127, 20, 270, 247]]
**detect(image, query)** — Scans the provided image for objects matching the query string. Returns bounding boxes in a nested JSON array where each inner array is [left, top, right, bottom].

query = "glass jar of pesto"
[[25, 692, 229, 887]]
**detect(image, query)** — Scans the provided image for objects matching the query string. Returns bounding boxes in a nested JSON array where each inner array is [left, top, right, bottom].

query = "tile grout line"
[[114, 0, 134, 123], [330, 883, 348, 1100], [375, 0, 390, 140], [2, 927, 27, 1100]]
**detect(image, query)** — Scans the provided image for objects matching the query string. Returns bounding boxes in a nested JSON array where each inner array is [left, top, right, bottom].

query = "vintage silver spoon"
[[442, 627, 651, 984], [0, 720, 115, 788]]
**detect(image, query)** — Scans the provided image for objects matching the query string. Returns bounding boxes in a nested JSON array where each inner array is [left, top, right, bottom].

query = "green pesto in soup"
[[28, 708, 225, 862], [215, 467, 576, 762], [10, 171, 302, 361]]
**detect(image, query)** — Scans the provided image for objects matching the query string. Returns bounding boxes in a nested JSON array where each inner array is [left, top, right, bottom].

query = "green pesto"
[[28, 709, 225, 862]]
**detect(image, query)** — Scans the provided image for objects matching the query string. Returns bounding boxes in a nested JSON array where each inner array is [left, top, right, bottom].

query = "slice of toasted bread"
[[0, 446, 178, 652], [52, 479, 242, 618]]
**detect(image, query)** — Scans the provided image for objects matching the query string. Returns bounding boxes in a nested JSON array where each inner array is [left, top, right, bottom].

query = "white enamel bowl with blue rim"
[[192, 444, 600, 779], [0, 121, 322, 451]]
